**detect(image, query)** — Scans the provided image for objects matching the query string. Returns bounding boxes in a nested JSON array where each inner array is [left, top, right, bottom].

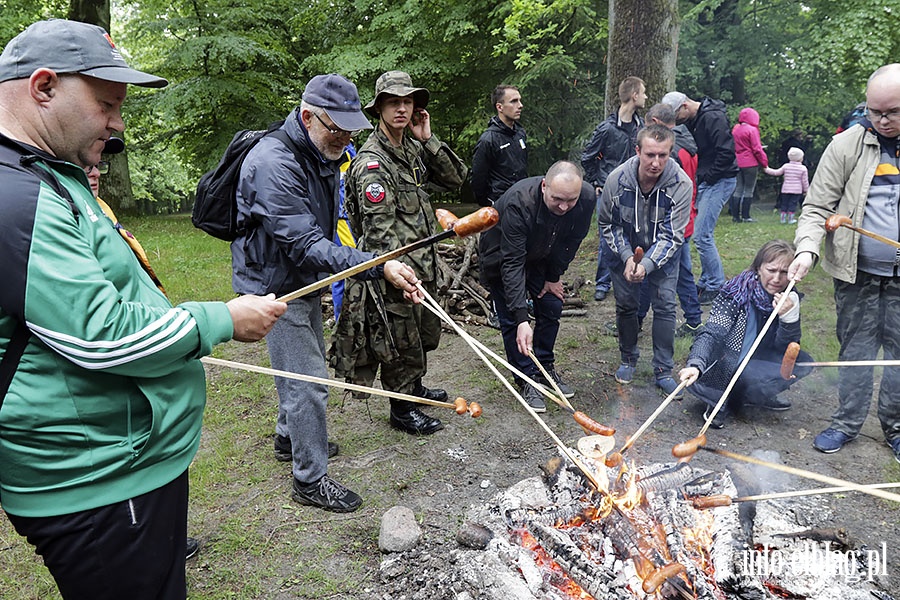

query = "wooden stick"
[[701, 447, 900, 503], [735, 482, 900, 503], [415, 285, 607, 492], [619, 379, 690, 454], [797, 359, 900, 368], [416, 298, 569, 410], [200, 356, 461, 411], [276, 207, 499, 303], [528, 350, 575, 411], [276, 228, 457, 303], [700, 279, 796, 436], [828, 215, 900, 250]]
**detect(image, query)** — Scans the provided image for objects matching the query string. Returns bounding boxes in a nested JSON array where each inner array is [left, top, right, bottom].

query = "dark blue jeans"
[[639, 240, 703, 327], [489, 272, 563, 385]]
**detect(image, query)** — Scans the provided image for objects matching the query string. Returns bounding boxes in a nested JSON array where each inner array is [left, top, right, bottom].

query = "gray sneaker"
[[521, 384, 547, 413], [539, 367, 575, 399]]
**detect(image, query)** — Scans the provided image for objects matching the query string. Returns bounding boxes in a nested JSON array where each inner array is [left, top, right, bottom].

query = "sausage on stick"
[[825, 214, 900, 250], [277, 207, 499, 302], [780, 342, 801, 380]]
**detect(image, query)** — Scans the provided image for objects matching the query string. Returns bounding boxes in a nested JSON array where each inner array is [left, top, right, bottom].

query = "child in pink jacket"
[[765, 147, 809, 224]]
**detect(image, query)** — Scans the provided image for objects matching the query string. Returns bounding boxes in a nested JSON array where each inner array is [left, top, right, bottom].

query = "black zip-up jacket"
[[470, 116, 528, 206], [685, 97, 739, 185], [580, 112, 643, 189], [479, 176, 594, 324]]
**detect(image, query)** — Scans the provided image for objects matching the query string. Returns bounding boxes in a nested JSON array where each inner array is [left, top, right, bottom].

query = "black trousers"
[[8, 470, 189, 600]]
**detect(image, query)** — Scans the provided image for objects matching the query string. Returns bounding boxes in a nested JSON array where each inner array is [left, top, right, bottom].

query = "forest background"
[[3, 0, 899, 215]]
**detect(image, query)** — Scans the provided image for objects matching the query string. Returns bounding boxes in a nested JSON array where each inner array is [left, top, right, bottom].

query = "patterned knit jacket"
[[686, 292, 801, 391]]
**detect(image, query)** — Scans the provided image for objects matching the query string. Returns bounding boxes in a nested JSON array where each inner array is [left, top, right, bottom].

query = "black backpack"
[[192, 121, 299, 241]]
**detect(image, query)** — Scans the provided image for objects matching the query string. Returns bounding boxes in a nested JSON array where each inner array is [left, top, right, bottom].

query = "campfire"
[[379, 440, 889, 600]]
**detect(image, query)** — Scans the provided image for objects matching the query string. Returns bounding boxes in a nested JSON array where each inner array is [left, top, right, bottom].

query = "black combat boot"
[[389, 399, 444, 435]]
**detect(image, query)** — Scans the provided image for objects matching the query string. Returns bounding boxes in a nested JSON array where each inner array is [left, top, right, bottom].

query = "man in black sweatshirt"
[[662, 91, 739, 304]]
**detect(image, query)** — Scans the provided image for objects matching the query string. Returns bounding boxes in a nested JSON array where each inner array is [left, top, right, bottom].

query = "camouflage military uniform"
[[331, 129, 467, 393]]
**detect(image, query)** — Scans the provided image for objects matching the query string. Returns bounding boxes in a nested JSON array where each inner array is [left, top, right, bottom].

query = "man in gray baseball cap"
[[0, 19, 287, 600], [0, 18, 167, 87]]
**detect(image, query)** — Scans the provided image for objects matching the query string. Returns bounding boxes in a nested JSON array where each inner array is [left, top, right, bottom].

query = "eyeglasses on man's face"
[[866, 106, 900, 123], [85, 161, 110, 175], [313, 112, 359, 138]]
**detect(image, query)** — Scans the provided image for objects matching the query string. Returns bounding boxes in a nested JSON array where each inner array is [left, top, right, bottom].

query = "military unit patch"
[[366, 160, 380, 170], [365, 183, 385, 203]]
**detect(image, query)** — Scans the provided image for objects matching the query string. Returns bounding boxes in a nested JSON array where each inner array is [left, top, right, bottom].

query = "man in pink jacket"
[[731, 107, 768, 222]]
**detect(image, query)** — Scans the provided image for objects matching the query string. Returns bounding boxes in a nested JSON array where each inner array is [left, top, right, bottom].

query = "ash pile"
[[377, 449, 889, 600]]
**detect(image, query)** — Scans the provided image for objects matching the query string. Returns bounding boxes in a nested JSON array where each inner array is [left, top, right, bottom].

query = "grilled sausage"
[[451, 207, 500, 238], [573, 411, 616, 436], [604, 451, 623, 468], [671, 433, 707, 458], [631, 247, 644, 275], [691, 494, 733, 509], [435, 208, 458, 231], [454, 397, 468, 415], [781, 341, 800, 380], [825, 214, 852, 233], [468, 402, 483, 418], [642, 562, 686, 594]]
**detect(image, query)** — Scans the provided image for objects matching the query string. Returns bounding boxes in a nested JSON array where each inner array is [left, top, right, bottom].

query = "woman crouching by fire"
[[678, 240, 813, 429]]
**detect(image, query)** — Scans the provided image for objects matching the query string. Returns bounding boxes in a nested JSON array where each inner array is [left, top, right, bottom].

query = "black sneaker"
[[539, 367, 575, 399], [675, 322, 705, 338], [292, 475, 362, 513], [744, 395, 792, 411], [185, 537, 200, 560], [275, 435, 338, 461], [521, 384, 547, 413]]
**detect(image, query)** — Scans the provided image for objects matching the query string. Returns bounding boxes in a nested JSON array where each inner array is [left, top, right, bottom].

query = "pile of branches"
[[436, 238, 589, 329]]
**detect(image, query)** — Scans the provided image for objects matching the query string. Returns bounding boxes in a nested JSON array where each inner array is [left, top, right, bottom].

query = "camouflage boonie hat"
[[364, 71, 430, 117]]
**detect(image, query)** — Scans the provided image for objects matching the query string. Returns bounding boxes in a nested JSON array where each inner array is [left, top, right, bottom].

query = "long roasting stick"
[[200, 356, 463, 411], [414, 285, 606, 491], [276, 207, 498, 303], [528, 350, 575, 411], [826, 214, 900, 250], [700, 279, 797, 436], [619, 379, 690, 454], [797, 359, 900, 368], [701, 446, 900, 503], [739, 482, 900, 502]]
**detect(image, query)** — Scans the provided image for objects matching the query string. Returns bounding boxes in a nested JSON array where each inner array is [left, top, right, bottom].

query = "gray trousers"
[[267, 297, 329, 484], [611, 258, 678, 377], [833, 273, 900, 441]]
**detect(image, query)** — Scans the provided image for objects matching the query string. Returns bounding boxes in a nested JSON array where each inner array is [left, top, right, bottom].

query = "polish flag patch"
[[366, 160, 380, 170], [365, 183, 385, 203]]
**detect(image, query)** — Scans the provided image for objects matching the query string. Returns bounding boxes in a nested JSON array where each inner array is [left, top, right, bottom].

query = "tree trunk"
[[68, 0, 137, 214], [605, 0, 680, 114]]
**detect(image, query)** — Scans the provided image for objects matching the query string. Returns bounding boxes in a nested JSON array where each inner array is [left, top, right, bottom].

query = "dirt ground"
[[192, 227, 900, 599], [218, 242, 899, 599]]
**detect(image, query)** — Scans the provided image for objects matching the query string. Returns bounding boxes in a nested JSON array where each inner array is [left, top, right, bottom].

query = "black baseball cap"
[[0, 19, 167, 88], [301, 73, 373, 132]]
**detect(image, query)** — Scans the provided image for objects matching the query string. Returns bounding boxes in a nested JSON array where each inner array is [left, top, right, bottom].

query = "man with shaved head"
[[479, 161, 594, 411], [790, 64, 900, 460]]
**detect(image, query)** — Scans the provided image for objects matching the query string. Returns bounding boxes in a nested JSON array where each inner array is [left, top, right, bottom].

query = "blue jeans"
[[611, 258, 678, 376], [639, 240, 703, 326], [693, 177, 736, 292], [595, 196, 611, 293], [489, 273, 563, 385]]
